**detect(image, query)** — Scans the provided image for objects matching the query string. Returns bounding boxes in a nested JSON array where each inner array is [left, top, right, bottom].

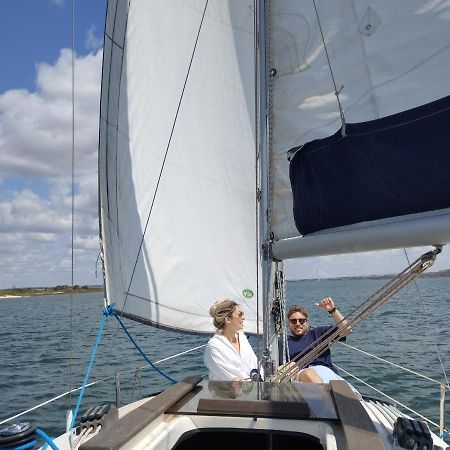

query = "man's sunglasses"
[[289, 318, 307, 325]]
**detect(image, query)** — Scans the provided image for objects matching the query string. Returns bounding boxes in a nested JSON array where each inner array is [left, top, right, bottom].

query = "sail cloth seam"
[[402, 248, 450, 390], [123, 291, 211, 317], [118, 0, 209, 318], [104, 32, 124, 50], [275, 247, 441, 381], [312, 0, 346, 137]]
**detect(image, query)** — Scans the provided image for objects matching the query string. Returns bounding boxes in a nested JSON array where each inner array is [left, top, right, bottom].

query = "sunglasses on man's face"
[[289, 318, 307, 325]]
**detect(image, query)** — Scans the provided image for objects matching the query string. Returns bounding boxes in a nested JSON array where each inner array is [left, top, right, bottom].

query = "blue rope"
[[113, 314, 177, 384], [69, 304, 115, 430], [440, 428, 449, 439], [35, 429, 59, 450], [1, 441, 37, 450]]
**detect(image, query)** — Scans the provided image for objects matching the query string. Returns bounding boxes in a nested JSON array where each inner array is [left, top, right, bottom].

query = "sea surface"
[[0, 278, 449, 441]]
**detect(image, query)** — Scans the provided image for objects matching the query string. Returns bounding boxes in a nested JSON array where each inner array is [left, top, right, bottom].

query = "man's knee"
[[299, 367, 323, 383]]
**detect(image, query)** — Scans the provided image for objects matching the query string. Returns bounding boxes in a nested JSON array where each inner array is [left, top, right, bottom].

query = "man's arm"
[[315, 296, 351, 336]]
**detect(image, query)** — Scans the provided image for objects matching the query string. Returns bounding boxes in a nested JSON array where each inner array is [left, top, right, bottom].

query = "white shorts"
[[300, 365, 360, 396]]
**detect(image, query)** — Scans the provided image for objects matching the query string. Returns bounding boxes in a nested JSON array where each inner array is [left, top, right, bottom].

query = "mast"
[[257, 0, 275, 370]]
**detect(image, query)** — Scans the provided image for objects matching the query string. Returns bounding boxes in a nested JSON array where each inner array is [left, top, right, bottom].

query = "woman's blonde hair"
[[209, 299, 238, 330]]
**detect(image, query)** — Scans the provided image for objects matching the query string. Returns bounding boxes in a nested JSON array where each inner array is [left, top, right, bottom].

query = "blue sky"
[[0, 0, 106, 289], [1, 1, 106, 92], [0, 0, 449, 289]]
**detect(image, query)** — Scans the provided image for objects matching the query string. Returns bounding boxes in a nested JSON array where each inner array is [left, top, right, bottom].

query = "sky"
[[0, 0, 106, 288], [0, 1, 449, 289]]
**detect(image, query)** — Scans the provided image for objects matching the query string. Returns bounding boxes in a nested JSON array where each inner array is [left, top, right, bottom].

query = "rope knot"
[[103, 304, 117, 317]]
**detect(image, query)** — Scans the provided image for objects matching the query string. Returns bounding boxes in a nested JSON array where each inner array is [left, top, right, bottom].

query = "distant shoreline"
[[0, 286, 103, 299], [287, 269, 450, 282]]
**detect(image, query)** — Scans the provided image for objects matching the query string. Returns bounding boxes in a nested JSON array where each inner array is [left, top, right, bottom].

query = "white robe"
[[204, 332, 258, 381]]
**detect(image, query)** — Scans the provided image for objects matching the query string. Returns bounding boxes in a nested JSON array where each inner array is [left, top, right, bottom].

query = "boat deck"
[[79, 376, 391, 450]]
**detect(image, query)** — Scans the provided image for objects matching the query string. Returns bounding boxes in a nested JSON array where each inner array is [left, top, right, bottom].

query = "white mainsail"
[[99, 0, 262, 333], [268, 0, 450, 256]]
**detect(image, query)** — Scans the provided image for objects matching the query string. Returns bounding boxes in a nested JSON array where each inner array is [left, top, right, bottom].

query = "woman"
[[204, 299, 259, 381]]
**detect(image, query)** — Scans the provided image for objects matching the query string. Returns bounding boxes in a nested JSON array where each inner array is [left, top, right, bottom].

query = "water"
[[0, 278, 449, 440]]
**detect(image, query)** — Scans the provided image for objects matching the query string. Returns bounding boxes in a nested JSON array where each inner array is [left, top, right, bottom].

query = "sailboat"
[[4, 0, 449, 449]]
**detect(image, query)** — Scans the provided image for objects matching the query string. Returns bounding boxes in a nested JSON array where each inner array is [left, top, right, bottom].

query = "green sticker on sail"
[[242, 289, 254, 299]]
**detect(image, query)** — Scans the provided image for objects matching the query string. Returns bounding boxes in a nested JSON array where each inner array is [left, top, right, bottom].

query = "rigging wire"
[[275, 247, 441, 382], [118, 0, 209, 318], [338, 341, 449, 388], [402, 248, 450, 390], [312, 0, 347, 136], [68, 0, 76, 410]]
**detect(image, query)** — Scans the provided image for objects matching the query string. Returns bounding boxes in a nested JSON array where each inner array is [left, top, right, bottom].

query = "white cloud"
[[85, 25, 103, 51], [0, 48, 102, 288]]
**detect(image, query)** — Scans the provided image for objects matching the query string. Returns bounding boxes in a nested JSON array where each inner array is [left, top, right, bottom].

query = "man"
[[278, 297, 351, 383]]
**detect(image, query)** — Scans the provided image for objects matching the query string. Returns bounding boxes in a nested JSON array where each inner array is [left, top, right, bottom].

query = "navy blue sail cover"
[[289, 95, 450, 236]]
